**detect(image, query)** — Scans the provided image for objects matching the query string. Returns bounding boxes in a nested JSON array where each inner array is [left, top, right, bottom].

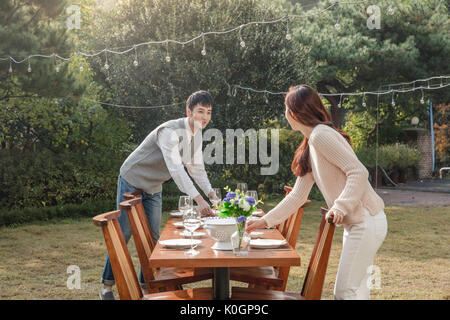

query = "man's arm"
[[157, 128, 213, 215]]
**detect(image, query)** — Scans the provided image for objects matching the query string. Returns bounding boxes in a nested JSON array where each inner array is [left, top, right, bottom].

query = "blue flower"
[[226, 192, 236, 198], [223, 197, 231, 203], [237, 216, 246, 223], [234, 200, 239, 205], [246, 197, 255, 206]]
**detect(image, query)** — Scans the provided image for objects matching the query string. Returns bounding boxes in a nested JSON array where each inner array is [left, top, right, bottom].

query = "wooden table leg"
[[213, 267, 230, 300]]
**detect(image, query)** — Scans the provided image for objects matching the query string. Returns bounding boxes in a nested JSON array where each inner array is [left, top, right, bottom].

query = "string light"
[[285, 18, 292, 40], [54, 55, 60, 73], [265, 92, 269, 104], [0, 1, 368, 69], [387, 4, 395, 15], [79, 54, 84, 72], [362, 94, 367, 107], [420, 89, 425, 104], [8, 58, 12, 73], [133, 45, 139, 67], [165, 41, 171, 63], [27, 59, 31, 73], [104, 50, 110, 70], [228, 75, 449, 102], [239, 26, 246, 48], [247, 91, 251, 100], [334, 2, 341, 30], [391, 91, 395, 106], [337, 94, 343, 108], [201, 34, 207, 56]]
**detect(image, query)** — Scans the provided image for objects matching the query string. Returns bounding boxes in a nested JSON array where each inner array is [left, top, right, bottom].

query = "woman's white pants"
[[334, 209, 388, 300]]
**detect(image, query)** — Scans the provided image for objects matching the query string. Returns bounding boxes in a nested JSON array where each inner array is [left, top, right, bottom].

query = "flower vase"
[[231, 218, 250, 256]]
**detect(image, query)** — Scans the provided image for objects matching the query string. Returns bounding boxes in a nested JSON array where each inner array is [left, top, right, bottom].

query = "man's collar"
[[184, 117, 199, 136]]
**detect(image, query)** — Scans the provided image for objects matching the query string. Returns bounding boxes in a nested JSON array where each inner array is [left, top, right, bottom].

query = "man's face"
[[187, 104, 212, 129]]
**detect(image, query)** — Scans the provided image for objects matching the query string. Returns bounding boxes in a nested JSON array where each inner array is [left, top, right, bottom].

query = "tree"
[[0, 0, 88, 100], [292, 0, 449, 129], [79, 0, 316, 142]]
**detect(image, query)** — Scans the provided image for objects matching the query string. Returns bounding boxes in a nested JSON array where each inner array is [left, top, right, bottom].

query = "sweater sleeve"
[[309, 127, 369, 217], [262, 172, 315, 228]]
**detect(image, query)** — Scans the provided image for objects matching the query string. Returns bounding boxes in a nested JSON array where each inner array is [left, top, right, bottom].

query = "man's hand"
[[246, 218, 268, 233], [207, 191, 219, 201], [194, 194, 214, 217]]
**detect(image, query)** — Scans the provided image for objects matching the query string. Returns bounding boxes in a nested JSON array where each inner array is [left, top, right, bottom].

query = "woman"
[[247, 84, 388, 300]]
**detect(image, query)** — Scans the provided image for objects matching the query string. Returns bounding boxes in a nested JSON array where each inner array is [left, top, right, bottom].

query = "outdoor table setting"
[[149, 186, 301, 300]]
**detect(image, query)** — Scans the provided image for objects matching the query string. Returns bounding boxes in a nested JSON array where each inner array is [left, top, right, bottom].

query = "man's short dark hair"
[[186, 90, 213, 111]]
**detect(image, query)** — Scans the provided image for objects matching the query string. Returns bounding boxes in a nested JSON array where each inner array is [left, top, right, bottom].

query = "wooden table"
[[149, 217, 301, 300]]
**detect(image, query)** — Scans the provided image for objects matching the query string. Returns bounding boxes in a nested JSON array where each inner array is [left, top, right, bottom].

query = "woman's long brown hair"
[[286, 84, 351, 177]]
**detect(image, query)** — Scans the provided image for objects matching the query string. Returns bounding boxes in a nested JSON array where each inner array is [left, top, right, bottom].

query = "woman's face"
[[285, 105, 301, 131]]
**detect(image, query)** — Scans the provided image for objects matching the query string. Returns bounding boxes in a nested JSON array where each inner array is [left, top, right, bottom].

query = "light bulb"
[[104, 63, 110, 70], [55, 64, 59, 73], [362, 101, 367, 107], [201, 48, 206, 56], [28, 65, 31, 73], [240, 40, 246, 48], [165, 55, 171, 63], [265, 96, 269, 104], [334, 23, 340, 30], [337, 103, 341, 108], [391, 99, 395, 106], [8, 65, 12, 73], [247, 92, 251, 100], [80, 65, 84, 72], [286, 32, 292, 40], [420, 97, 425, 104], [133, 59, 139, 67], [388, 4, 395, 15]]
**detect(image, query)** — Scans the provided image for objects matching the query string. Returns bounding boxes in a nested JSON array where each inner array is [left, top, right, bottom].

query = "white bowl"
[[204, 217, 237, 250]]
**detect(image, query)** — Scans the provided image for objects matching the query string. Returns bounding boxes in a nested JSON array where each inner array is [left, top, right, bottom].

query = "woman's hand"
[[325, 209, 344, 224], [246, 218, 268, 233]]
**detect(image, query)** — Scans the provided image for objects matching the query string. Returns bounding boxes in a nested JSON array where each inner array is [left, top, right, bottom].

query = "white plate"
[[252, 210, 264, 217], [170, 211, 184, 217], [173, 221, 185, 228], [179, 231, 206, 238], [249, 239, 287, 249], [159, 239, 202, 249], [249, 231, 264, 238]]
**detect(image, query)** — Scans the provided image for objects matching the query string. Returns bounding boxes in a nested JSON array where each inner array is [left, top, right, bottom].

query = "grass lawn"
[[0, 197, 449, 300]]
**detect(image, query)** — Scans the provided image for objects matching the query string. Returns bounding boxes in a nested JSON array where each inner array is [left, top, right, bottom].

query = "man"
[[99, 90, 219, 300]]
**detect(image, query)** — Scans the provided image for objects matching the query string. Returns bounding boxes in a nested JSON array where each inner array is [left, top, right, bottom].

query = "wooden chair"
[[231, 208, 335, 300], [119, 196, 213, 292], [93, 210, 212, 300], [229, 186, 311, 290]]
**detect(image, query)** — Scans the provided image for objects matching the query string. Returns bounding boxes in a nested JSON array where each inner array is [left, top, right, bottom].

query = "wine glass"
[[245, 190, 258, 203], [237, 183, 248, 193], [183, 208, 202, 256], [211, 188, 221, 214], [178, 196, 193, 214]]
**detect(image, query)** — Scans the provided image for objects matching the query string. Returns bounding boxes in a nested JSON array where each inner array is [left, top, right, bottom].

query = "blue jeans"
[[101, 175, 162, 287]]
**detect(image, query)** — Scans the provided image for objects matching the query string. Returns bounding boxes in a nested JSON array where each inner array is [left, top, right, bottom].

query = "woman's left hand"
[[325, 209, 344, 224]]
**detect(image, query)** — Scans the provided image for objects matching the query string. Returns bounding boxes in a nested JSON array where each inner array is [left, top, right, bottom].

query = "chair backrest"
[[123, 189, 142, 201], [119, 197, 156, 289], [93, 210, 143, 300], [275, 186, 311, 290], [300, 208, 335, 300]]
